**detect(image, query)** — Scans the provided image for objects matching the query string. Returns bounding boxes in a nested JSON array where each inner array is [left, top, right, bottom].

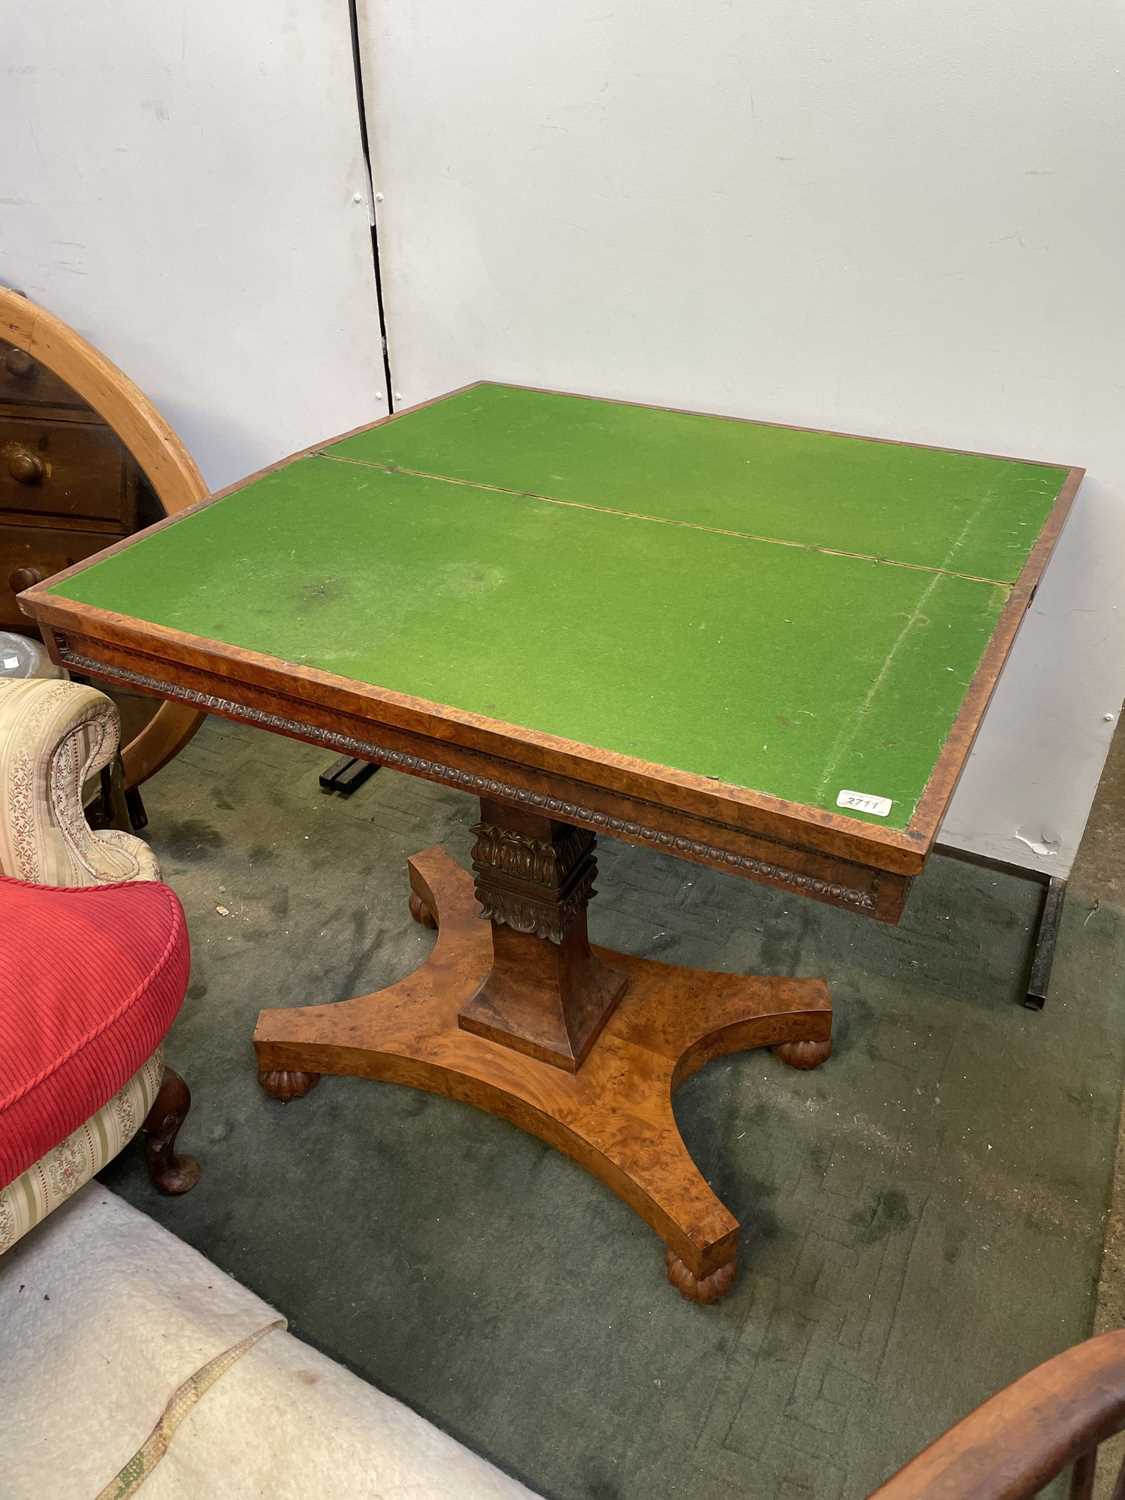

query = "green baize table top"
[[48, 384, 1070, 831]]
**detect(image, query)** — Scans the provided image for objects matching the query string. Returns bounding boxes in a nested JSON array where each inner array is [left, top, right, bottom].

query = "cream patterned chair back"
[[0, 677, 160, 886]]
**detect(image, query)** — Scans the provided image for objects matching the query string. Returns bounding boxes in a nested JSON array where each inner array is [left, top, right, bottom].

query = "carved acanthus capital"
[[471, 822, 593, 885], [471, 818, 597, 944]]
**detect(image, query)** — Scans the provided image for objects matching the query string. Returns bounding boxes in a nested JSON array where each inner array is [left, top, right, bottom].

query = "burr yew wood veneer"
[[18, 382, 1081, 1302]]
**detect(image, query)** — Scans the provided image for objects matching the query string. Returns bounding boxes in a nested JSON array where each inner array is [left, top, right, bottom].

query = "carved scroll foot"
[[142, 1066, 201, 1195], [666, 1248, 737, 1304], [772, 1036, 833, 1070], [408, 890, 438, 929], [258, 1068, 321, 1101]]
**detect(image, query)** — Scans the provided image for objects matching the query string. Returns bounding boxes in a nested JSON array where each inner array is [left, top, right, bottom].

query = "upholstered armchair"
[[0, 676, 198, 1255]]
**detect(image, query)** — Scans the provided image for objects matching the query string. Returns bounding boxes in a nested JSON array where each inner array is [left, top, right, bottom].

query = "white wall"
[[2, 2, 1119, 874], [360, 0, 1125, 875], [1, 1, 388, 492]]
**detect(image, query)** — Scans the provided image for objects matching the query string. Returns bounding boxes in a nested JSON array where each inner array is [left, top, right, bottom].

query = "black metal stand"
[[936, 843, 1066, 1011], [318, 755, 379, 797], [1023, 876, 1067, 1011]]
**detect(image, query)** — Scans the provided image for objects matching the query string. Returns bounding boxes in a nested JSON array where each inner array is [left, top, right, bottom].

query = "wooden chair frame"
[[871, 1330, 1125, 1499]]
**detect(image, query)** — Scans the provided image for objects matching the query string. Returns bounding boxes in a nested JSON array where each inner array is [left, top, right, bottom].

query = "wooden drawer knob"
[[3, 348, 35, 380], [7, 446, 44, 484], [8, 567, 43, 593]]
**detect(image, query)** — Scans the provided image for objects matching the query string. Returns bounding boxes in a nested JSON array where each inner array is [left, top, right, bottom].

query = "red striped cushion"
[[0, 875, 189, 1189]]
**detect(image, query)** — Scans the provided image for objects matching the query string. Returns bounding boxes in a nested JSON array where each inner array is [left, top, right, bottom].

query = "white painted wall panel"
[[1, 1, 387, 492], [360, 0, 1125, 875]]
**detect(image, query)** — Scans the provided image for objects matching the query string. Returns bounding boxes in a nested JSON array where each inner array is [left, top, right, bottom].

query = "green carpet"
[[102, 717, 1125, 1499]]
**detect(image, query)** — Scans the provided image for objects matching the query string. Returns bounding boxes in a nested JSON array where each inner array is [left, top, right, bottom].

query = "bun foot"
[[258, 1068, 320, 1101], [773, 1036, 832, 1070], [408, 890, 438, 929], [666, 1248, 737, 1304]]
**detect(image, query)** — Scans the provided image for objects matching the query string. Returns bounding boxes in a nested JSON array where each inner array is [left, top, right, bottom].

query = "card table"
[[19, 384, 1081, 1301]]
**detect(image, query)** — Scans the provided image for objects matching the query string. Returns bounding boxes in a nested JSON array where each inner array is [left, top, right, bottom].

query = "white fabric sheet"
[[0, 1185, 538, 1499]]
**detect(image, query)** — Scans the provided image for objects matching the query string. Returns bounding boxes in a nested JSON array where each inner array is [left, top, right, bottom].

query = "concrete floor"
[[102, 716, 1125, 1500]]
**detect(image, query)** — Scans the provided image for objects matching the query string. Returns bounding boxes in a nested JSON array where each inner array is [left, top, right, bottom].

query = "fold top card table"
[[19, 383, 1081, 1302]]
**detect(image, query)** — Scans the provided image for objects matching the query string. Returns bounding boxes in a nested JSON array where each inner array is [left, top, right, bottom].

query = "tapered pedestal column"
[[255, 800, 832, 1303], [459, 800, 627, 1070]]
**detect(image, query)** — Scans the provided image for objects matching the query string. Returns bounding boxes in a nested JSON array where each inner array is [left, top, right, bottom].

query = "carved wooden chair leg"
[[141, 1065, 201, 1194]]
